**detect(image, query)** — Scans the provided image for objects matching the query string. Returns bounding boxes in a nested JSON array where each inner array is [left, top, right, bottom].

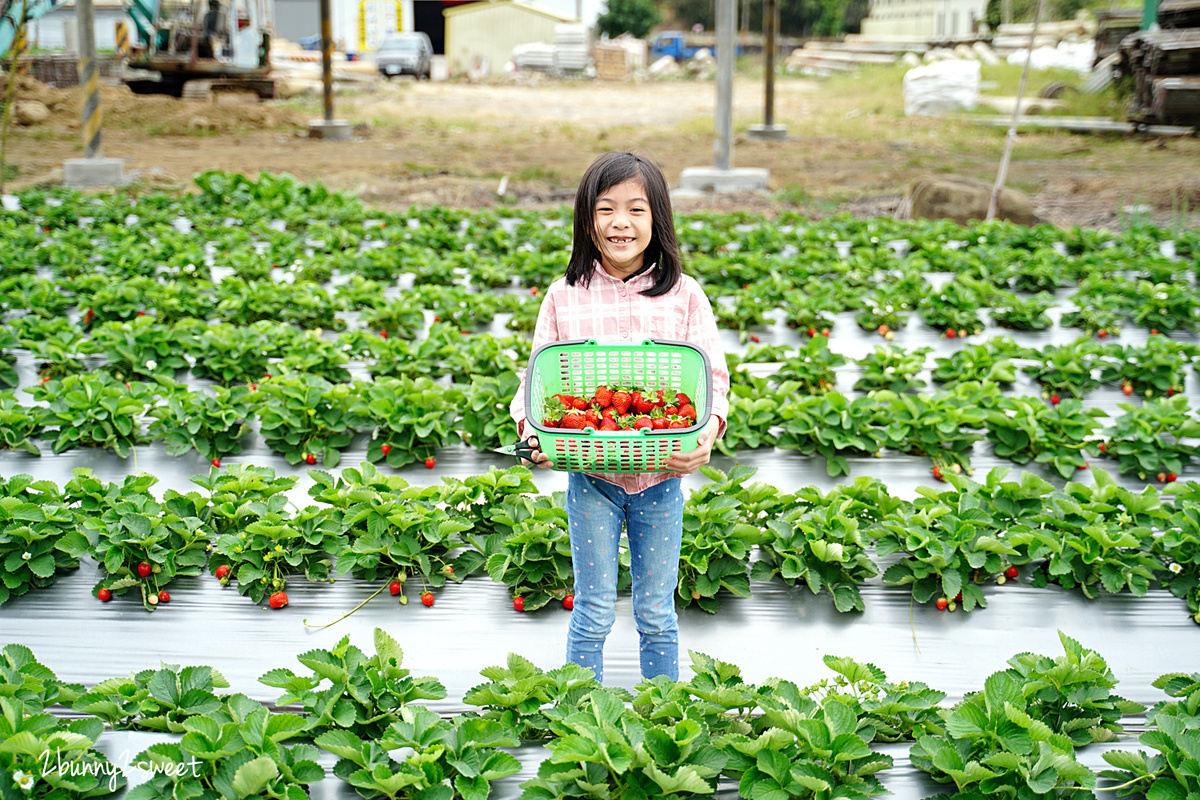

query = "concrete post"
[[714, 0, 734, 170]]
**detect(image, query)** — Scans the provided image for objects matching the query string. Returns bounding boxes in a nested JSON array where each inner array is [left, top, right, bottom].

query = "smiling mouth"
[[608, 237, 633, 244]]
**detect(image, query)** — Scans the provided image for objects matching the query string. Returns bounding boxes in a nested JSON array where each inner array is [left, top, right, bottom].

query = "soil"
[[3, 72, 1200, 230]]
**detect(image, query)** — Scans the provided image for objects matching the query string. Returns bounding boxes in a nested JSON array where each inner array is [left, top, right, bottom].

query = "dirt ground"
[[4, 72, 1200, 230]]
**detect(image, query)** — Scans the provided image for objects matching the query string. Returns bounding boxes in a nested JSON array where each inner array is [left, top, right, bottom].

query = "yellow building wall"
[[445, 0, 568, 77]]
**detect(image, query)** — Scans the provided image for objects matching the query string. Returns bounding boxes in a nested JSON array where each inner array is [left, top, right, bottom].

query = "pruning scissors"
[[493, 436, 541, 463]]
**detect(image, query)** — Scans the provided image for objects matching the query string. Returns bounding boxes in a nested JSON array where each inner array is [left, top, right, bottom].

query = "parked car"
[[375, 32, 433, 79]]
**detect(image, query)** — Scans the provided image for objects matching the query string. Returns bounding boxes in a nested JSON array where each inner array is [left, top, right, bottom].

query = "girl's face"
[[593, 178, 653, 280]]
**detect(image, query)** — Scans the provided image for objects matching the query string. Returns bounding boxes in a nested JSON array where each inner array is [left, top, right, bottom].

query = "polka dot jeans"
[[565, 472, 684, 684]]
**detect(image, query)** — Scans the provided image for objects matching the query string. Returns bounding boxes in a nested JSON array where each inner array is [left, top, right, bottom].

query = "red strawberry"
[[513, 597, 525, 612], [611, 391, 632, 415], [955, 591, 963, 603], [249, 383, 257, 391], [1050, 393, 1061, 405], [599, 418, 620, 431], [601, 406, 617, 420], [98, 588, 112, 602], [931, 465, 943, 481], [137, 562, 152, 578], [268, 591, 288, 609], [305, 453, 316, 465], [936, 597, 949, 610], [381, 444, 391, 456], [530, 287, 539, 296], [388, 580, 402, 595], [585, 409, 601, 427], [750, 334, 760, 343], [821, 330, 830, 337], [675, 392, 692, 407], [1097, 329, 1107, 338], [678, 404, 697, 421], [421, 592, 434, 607], [424, 457, 436, 469], [668, 419, 689, 429], [572, 396, 588, 410], [594, 386, 613, 408], [215, 564, 231, 580], [562, 594, 574, 610], [552, 394, 576, 408], [1123, 382, 1134, 396], [651, 417, 668, 430], [633, 415, 652, 430], [212, 458, 221, 467], [1005, 565, 1019, 579], [380, 330, 388, 339], [158, 590, 170, 604], [560, 411, 587, 429], [1158, 472, 1168, 482], [1167, 473, 1178, 482], [1098, 442, 1106, 453], [663, 404, 679, 415], [806, 327, 816, 337]]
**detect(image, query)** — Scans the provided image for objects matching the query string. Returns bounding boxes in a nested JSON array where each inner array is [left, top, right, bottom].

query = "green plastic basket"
[[524, 338, 713, 473]]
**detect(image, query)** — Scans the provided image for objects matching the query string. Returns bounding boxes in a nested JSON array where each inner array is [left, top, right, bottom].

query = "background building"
[[860, 0, 987, 38]]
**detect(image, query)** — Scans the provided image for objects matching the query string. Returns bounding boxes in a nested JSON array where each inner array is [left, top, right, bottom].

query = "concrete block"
[[746, 123, 789, 140], [307, 120, 354, 141], [62, 157, 125, 188], [678, 166, 770, 194]]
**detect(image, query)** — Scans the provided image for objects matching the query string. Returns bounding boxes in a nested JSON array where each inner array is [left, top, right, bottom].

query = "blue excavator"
[[0, 0, 274, 98]]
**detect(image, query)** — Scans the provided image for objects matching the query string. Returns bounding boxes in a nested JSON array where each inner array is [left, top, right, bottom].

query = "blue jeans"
[[565, 472, 684, 683]]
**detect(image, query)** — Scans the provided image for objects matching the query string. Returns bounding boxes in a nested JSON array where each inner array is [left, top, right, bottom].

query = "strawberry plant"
[[317, 704, 520, 800], [1097, 337, 1191, 398], [308, 463, 471, 597], [1003, 630, 1144, 745], [332, 274, 388, 311], [88, 315, 192, 381], [191, 463, 298, 538], [714, 379, 780, 454], [419, 284, 504, 330], [0, 696, 127, 798], [678, 478, 760, 612], [485, 494, 576, 610], [353, 376, 461, 468], [751, 499, 879, 612], [774, 392, 888, 477], [853, 346, 931, 393], [190, 321, 280, 385], [1133, 280, 1199, 333], [1022, 338, 1107, 398], [148, 384, 258, 462], [634, 651, 760, 735], [0, 330, 18, 390], [1101, 672, 1200, 800], [878, 388, 989, 472], [872, 488, 1019, 611], [1103, 395, 1200, 480], [983, 397, 1105, 478], [83, 276, 162, 327], [855, 291, 913, 333], [84, 488, 212, 611], [23, 329, 89, 380], [123, 694, 323, 800], [25, 372, 157, 457], [909, 669, 1097, 800], [0, 480, 85, 603], [71, 663, 229, 732], [771, 338, 846, 393], [1158, 486, 1200, 621], [724, 681, 893, 800], [460, 371, 523, 452], [276, 330, 352, 383], [801, 655, 947, 742], [257, 374, 363, 467], [260, 628, 446, 740], [463, 654, 603, 740], [930, 337, 1025, 387], [781, 288, 840, 333], [214, 276, 343, 329], [0, 392, 47, 454], [209, 506, 340, 604], [356, 296, 426, 340], [1016, 472, 1165, 599], [989, 290, 1055, 330], [522, 688, 727, 800], [438, 465, 540, 543], [918, 277, 988, 334]]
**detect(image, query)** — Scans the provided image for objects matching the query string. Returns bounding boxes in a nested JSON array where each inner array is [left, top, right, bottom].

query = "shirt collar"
[[592, 260, 656, 287]]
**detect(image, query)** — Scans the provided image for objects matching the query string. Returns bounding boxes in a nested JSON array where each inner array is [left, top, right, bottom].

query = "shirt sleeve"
[[685, 280, 730, 438], [510, 284, 561, 436]]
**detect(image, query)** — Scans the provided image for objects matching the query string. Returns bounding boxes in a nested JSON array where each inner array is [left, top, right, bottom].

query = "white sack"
[[903, 59, 981, 116]]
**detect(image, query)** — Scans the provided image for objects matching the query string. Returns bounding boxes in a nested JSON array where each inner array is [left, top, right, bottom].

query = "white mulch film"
[[2, 248, 1198, 799]]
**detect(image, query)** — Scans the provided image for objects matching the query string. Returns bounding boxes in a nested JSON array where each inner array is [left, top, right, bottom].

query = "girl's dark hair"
[[566, 152, 681, 297]]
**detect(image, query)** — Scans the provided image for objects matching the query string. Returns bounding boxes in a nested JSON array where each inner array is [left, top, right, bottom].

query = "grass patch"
[[514, 165, 562, 183]]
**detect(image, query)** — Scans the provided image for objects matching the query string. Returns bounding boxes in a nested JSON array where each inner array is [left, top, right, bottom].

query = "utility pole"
[[307, 0, 351, 139], [748, 0, 787, 139], [63, 0, 124, 185]]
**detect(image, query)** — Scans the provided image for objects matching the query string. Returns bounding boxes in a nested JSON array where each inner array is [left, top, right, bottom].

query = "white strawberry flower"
[[146, 360, 157, 371], [13, 770, 34, 791], [1169, 562, 1183, 574], [21, 551, 31, 561]]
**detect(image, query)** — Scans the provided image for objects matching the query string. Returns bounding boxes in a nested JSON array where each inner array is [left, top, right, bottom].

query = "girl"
[[510, 151, 730, 684]]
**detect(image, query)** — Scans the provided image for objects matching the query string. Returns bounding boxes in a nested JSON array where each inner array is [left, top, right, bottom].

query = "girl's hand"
[[522, 437, 554, 469], [665, 417, 720, 475]]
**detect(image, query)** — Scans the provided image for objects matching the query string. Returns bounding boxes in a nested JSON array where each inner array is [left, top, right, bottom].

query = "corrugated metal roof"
[[443, 0, 569, 23]]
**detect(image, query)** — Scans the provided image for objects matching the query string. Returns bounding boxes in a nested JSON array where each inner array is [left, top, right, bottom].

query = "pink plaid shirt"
[[511, 265, 730, 493]]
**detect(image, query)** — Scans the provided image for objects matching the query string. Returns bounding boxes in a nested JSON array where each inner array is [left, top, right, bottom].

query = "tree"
[[595, 0, 661, 38]]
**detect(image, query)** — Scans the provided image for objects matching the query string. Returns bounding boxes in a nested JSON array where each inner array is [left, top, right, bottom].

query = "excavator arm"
[[1, 0, 58, 59]]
